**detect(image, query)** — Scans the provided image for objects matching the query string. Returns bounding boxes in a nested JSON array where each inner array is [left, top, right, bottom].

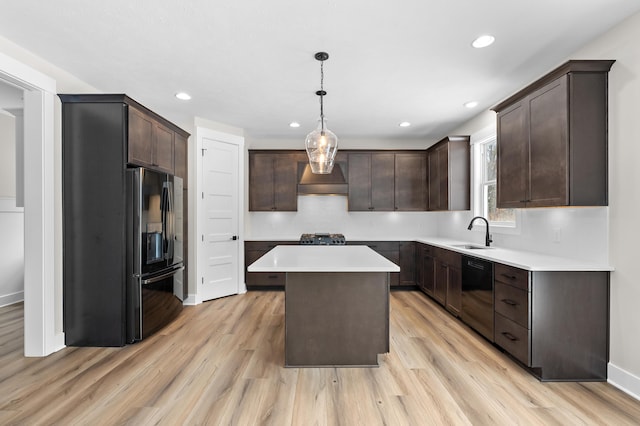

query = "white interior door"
[[199, 137, 240, 301]]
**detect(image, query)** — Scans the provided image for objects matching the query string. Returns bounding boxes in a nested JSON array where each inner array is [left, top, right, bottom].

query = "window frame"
[[471, 127, 520, 234]]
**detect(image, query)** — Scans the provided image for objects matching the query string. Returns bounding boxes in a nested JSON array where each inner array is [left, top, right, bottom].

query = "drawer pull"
[[501, 273, 517, 280], [501, 331, 519, 342], [268, 275, 278, 279], [501, 298, 518, 306]]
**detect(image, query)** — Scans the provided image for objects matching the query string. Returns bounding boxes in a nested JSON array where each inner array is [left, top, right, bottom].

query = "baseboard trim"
[[0, 291, 24, 308], [608, 362, 640, 401], [183, 294, 199, 306]]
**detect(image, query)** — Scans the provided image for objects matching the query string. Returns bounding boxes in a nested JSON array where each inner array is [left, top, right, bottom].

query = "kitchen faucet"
[[467, 216, 493, 247]]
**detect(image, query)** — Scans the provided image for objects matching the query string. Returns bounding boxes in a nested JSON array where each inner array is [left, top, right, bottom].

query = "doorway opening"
[[0, 52, 60, 356]]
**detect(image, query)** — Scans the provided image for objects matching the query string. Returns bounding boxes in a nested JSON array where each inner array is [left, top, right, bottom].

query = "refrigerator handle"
[[163, 181, 175, 260]]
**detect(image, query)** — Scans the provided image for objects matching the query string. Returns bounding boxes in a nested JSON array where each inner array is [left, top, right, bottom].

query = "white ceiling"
[[1, 1, 639, 140]]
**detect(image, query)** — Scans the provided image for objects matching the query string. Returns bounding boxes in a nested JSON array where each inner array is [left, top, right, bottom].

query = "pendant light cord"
[[319, 59, 325, 133]]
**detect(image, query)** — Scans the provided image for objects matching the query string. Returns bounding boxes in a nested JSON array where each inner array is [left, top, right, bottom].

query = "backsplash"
[[436, 207, 609, 264], [245, 195, 439, 241], [246, 197, 608, 264]]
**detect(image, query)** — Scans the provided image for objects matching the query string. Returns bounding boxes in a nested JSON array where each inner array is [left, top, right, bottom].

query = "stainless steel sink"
[[452, 244, 493, 250]]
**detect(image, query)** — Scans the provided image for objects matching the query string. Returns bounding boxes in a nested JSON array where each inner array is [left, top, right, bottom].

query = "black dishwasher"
[[461, 256, 494, 341]]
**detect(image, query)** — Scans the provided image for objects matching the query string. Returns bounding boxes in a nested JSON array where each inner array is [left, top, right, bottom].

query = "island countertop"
[[247, 245, 400, 273]]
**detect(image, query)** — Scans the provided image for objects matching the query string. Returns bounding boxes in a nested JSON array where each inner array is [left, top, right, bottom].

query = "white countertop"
[[247, 245, 401, 273], [416, 237, 614, 271]]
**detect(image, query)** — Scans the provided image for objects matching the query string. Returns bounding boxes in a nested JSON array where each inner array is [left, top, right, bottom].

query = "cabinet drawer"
[[434, 247, 460, 267], [495, 263, 529, 290], [246, 272, 286, 286], [420, 243, 434, 256], [495, 313, 531, 366], [495, 282, 529, 328]]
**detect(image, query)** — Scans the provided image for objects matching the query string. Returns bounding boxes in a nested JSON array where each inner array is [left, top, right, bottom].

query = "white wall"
[[0, 199, 23, 307], [0, 113, 16, 197], [444, 11, 640, 397], [0, 110, 24, 306]]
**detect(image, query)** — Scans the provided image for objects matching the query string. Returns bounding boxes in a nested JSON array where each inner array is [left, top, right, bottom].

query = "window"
[[480, 138, 516, 226]]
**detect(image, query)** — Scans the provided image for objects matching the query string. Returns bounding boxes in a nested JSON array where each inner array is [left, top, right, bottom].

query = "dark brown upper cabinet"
[[348, 152, 395, 211], [128, 105, 175, 174], [427, 136, 470, 211], [348, 151, 427, 211], [249, 150, 305, 211], [174, 132, 188, 187], [492, 60, 614, 208], [395, 153, 427, 211]]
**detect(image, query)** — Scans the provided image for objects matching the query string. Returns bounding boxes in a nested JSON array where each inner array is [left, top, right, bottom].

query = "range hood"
[[297, 162, 348, 195]]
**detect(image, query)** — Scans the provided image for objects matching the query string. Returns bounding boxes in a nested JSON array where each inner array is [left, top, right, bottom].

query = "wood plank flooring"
[[1, 291, 639, 425]]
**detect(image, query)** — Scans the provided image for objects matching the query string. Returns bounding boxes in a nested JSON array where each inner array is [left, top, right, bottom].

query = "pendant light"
[[305, 52, 338, 174]]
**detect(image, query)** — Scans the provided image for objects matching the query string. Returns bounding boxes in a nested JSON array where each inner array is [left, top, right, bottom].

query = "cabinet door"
[[395, 154, 427, 211], [434, 259, 447, 305], [347, 153, 372, 211], [399, 242, 416, 285], [497, 101, 529, 208], [446, 266, 462, 317], [436, 144, 449, 210], [174, 133, 188, 186], [153, 122, 175, 174], [427, 150, 440, 210], [528, 76, 569, 207], [249, 153, 276, 211], [273, 154, 300, 211], [370, 153, 395, 211], [128, 107, 154, 167], [422, 254, 435, 297]]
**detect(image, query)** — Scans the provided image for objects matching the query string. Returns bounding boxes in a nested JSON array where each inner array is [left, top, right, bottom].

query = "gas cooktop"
[[299, 233, 346, 245]]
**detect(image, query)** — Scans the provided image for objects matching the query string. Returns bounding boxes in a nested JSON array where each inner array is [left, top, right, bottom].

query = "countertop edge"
[[415, 237, 614, 272]]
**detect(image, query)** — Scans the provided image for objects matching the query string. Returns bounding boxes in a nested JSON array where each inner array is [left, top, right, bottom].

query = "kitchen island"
[[248, 245, 400, 367]]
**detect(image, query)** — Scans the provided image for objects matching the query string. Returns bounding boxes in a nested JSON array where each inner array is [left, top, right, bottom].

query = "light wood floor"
[[1, 291, 639, 425]]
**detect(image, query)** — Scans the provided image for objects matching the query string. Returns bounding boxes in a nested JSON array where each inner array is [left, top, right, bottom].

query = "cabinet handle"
[[501, 332, 519, 341], [501, 273, 517, 280], [368, 207, 374, 210], [267, 275, 278, 279], [501, 298, 518, 306]]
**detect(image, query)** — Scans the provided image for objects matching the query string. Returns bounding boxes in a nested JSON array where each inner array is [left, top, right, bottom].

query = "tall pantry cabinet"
[[59, 94, 189, 346]]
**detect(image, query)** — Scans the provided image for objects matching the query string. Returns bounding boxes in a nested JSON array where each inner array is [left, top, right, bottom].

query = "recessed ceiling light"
[[175, 92, 191, 100], [472, 35, 495, 49], [289, 122, 300, 128], [399, 121, 411, 128], [464, 101, 479, 108]]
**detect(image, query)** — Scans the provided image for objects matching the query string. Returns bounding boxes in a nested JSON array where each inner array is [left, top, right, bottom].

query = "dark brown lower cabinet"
[[416, 243, 435, 297], [246, 240, 416, 290], [349, 241, 416, 288], [244, 241, 297, 288], [493, 262, 609, 381], [425, 246, 461, 316]]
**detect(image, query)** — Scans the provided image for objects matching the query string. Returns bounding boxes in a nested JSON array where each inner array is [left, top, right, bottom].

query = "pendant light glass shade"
[[305, 118, 338, 174], [306, 52, 338, 174]]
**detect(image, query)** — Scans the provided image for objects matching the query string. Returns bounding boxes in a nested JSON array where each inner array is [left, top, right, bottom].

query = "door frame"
[[0, 51, 61, 356], [191, 125, 245, 305]]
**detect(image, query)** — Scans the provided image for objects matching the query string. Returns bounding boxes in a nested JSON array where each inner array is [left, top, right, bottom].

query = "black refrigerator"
[[61, 96, 185, 347], [126, 168, 183, 342]]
